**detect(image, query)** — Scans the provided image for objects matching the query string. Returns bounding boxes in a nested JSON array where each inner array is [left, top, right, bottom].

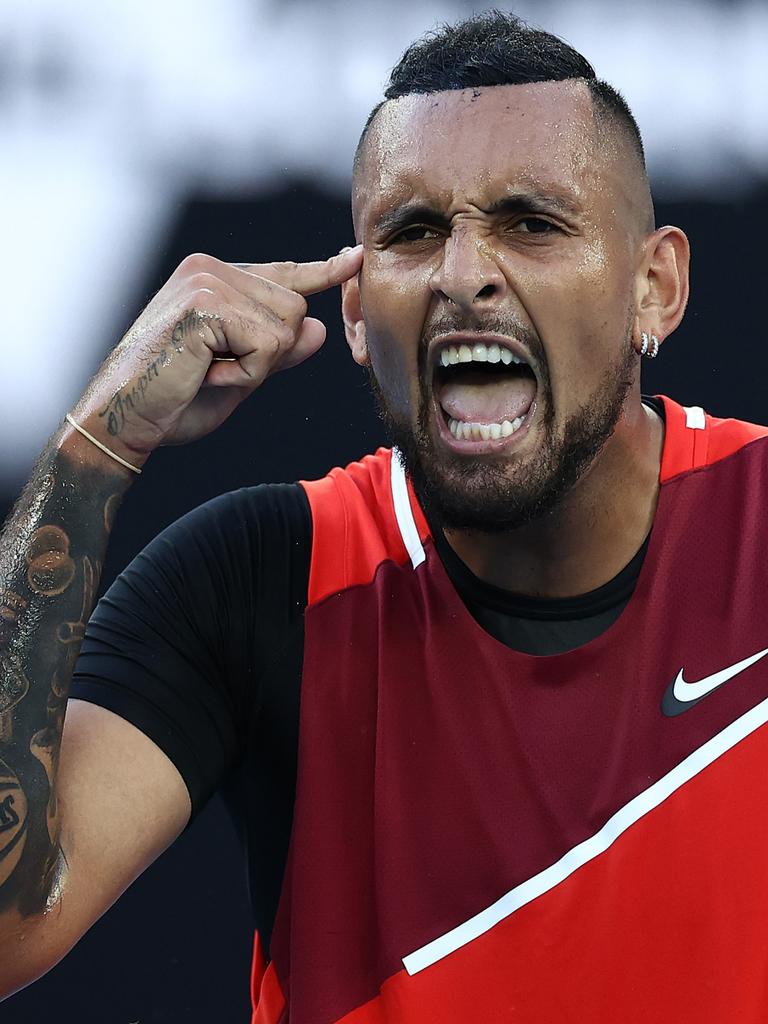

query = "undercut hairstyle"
[[356, 10, 645, 169]]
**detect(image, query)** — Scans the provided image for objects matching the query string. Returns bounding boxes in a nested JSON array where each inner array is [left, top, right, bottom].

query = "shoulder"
[[300, 449, 431, 604], [90, 482, 312, 642], [658, 396, 768, 484], [167, 480, 310, 539], [141, 482, 311, 574]]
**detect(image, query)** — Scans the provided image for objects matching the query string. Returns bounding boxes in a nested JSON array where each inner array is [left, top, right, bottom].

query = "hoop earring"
[[639, 332, 660, 359]]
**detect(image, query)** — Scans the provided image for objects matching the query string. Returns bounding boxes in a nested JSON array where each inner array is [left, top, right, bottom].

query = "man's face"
[[351, 81, 647, 531]]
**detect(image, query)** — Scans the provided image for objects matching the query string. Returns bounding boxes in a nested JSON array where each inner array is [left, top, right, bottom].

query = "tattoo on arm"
[[98, 348, 171, 437], [98, 308, 205, 438], [0, 435, 128, 917]]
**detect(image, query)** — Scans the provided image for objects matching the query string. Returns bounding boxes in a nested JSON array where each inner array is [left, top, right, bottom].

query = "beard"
[[367, 316, 637, 534]]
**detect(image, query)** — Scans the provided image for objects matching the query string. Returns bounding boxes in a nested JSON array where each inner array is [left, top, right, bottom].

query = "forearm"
[[0, 244, 360, 974], [0, 421, 133, 919]]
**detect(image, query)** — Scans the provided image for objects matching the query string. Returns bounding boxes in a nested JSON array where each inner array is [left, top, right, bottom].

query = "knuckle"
[[188, 288, 218, 311], [266, 334, 283, 358], [286, 293, 308, 321], [274, 321, 295, 346], [187, 272, 219, 296], [178, 252, 214, 277], [250, 328, 282, 360]]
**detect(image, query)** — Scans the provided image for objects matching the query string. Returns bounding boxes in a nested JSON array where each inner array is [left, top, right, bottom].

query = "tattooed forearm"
[[0, 429, 130, 918]]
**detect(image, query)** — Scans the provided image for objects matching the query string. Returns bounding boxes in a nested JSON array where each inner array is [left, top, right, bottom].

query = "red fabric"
[[659, 396, 768, 483], [301, 449, 430, 607], [251, 930, 286, 1024], [261, 398, 768, 1021], [337, 720, 768, 1023]]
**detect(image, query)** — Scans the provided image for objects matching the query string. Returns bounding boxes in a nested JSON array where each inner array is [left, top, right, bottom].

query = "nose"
[[429, 229, 508, 310]]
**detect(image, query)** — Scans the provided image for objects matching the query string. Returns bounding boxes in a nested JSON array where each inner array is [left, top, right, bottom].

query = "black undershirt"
[[433, 526, 648, 656], [70, 398, 663, 951]]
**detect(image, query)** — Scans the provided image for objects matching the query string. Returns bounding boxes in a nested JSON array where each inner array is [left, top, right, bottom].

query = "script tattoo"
[[0, 433, 126, 916], [170, 310, 202, 352], [97, 308, 215, 439], [98, 347, 172, 437]]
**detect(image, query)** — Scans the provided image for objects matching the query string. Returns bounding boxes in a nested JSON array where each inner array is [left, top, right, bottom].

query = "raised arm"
[[0, 246, 363, 997]]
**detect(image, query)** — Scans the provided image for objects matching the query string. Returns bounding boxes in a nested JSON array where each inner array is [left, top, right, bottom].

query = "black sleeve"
[[70, 482, 312, 819]]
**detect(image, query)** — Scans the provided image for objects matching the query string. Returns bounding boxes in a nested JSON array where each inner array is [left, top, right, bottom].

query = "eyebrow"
[[373, 190, 582, 236]]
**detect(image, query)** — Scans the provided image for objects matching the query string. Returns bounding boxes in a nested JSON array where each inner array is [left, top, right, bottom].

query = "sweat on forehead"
[[352, 81, 652, 234]]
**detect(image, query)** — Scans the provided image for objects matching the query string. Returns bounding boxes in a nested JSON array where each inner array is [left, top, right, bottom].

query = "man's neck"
[[443, 401, 664, 599]]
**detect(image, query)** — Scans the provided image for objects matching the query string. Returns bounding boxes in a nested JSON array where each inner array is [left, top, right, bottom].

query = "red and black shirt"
[[72, 397, 768, 1023]]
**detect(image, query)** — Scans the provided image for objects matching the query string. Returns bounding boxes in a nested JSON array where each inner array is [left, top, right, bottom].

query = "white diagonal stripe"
[[390, 448, 425, 570], [402, 693, 768, 976]]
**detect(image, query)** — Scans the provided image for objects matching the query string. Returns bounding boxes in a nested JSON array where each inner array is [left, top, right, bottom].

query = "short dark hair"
[[357, 10, 645, 168]]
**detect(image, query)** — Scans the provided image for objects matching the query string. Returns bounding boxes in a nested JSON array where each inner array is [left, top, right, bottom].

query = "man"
[[1, 10, 767, 1022]]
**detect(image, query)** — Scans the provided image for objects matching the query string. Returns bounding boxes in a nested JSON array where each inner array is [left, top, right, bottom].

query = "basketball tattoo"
[[25, 526, 76, 598]]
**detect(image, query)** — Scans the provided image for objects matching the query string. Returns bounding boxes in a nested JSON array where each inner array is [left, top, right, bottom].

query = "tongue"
[[439, 372, 536, 424]]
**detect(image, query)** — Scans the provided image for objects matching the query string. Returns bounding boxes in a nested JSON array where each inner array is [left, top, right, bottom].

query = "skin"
[[0, 76, 688, 996], [0, 247, 362, 995], [344, 80, 690, 597]]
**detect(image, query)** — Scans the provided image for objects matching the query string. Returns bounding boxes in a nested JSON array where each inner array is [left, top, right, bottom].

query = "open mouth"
[[432, 336, 538, 446]]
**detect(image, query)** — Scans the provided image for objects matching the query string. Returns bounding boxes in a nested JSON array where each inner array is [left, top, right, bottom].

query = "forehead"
[[355, 81, 601, 217]]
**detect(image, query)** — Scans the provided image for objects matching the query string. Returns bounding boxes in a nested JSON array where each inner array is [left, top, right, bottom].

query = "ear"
[[341, 272, 369, 366], [633, 226, 690, 352]]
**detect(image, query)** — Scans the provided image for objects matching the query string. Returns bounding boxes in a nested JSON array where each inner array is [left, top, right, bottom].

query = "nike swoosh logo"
[[661, 647, 768, 717]]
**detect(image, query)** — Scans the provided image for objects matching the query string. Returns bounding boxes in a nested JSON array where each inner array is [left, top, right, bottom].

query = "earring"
[[639, 332, 660, 359]]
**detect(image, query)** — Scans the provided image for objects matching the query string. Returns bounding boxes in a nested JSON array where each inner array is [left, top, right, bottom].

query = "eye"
[[514, 217, 558, 235], [390, 225, 442, 243]]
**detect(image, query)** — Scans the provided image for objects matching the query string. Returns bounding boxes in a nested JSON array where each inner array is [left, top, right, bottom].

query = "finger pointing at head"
[[234, 244, 363, 296]]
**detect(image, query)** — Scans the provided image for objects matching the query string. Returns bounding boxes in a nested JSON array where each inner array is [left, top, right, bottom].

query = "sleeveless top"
[[252, 397, 768, 1024]]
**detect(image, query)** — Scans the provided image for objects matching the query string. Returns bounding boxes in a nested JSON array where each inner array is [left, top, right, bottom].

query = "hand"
[[70, 246, 363, 460]]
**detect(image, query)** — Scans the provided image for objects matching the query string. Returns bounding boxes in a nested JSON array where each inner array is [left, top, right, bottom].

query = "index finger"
[[233, 244, 363, 297]]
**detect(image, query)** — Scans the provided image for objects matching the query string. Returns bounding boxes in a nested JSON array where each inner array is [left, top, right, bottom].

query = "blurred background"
[[1, 0, 766, 1020]]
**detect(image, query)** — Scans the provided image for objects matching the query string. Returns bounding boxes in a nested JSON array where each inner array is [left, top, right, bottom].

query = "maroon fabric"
[[270, 436, 768, 1024]]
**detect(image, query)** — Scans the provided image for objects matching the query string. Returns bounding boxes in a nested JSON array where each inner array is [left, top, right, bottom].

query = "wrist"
[[60, 414, 150, 481]]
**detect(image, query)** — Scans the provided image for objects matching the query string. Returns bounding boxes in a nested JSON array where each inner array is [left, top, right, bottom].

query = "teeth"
[[445, 414, 527, 442], [437, 342, 524, 367]]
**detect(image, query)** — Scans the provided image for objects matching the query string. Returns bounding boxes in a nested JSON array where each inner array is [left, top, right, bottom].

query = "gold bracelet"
[[65, 414, 142, 475]]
